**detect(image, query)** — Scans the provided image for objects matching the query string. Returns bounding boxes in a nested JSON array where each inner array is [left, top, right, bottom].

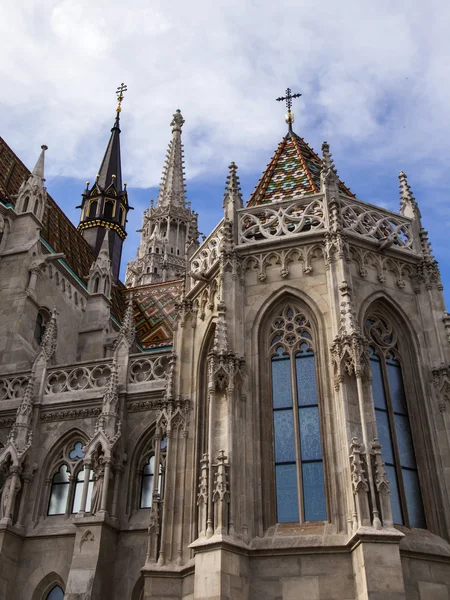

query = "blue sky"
[[1, 0, 449, 306]]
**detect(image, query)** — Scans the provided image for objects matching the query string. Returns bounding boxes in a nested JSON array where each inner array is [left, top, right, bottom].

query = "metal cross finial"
[[116, 83, 128, 113], [276, 88, 301, 131]]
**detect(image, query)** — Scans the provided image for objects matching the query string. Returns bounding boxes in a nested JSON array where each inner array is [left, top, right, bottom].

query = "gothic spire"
[[78, 84, 131, 281], [157, 110, 187, 208], [16, 145, 48, 219], [96, 90, 126, 192], [398, 170, 421, 219], [31, 144, 47, 180]]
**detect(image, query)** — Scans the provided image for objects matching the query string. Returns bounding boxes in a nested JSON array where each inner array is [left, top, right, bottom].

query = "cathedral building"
[[0, 87, 449, 600]]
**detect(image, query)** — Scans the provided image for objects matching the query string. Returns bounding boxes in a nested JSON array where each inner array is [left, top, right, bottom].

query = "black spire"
[[77, 83, 132, 282], [96, 110, 123, 191]]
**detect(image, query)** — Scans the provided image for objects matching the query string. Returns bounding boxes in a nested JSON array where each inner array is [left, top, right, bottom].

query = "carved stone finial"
[[398, 170, 421, 219], [114, 293, 135, 350], [39, 306, 58, 361], [170, 109, 185, 131]]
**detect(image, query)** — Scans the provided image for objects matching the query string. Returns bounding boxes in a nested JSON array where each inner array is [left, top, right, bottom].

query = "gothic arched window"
[[47, 440, 93, 516], [45, 585, 64, 600], [139, 437, 166, 509], [34, 308, 50, 345], [365, 313, 425, 528], [88, 200, 98, 218], [269, 305, 326, 523]]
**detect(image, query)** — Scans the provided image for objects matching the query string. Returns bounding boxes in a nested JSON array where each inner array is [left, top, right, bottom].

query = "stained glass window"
[[140, 449, 164, 509], [366, 315, 425, 529], [270, 305, 326, 523]]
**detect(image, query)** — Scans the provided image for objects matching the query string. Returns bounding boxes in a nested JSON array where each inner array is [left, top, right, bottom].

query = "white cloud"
[[1, 0, 449, 189]]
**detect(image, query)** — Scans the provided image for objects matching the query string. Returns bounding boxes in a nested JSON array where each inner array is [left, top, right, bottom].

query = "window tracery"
[[365, 312, 425, 528], [269, 304, 326, 523], [47, 440, 93, 516]]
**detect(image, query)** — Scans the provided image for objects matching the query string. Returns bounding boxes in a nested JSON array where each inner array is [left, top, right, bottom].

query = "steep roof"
[[247, 131, 354, 206], [0, 136, 125, 323], [123, 279, 183, 350]]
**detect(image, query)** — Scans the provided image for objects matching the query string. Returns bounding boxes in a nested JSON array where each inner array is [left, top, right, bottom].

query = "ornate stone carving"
[[0, 375, 30, 401], [432, 363, 450, 412], [128, 354, 170, 384], [242, 245, 323, 282], [238, 196, 325, 244], [349, 246, 415, 288], [331, 283, 369, 387], [371, 438, 393, 527], [39, 306, 58, 362], [40, 407, 101, 422], [340, 197, 414, 251], [45, 362, 112, 394], [212, 450, 230, 535]]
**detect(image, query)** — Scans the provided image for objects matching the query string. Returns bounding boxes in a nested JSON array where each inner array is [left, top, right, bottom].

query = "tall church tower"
[[125, 109, 199, 286], [77, 84, 131, 281]]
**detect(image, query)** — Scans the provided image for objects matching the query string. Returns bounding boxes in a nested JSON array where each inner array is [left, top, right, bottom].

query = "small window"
[[33, 198, 39, 215], [156, 248, 159, 254], [46, 585, 64, 600], [23, 196, 29, 212], [154, 268, 158, 274], [88, 200, 98, 218], [104, 200, 114, 219], [177, 249, 180, 255], [34, 309, 50, 345]]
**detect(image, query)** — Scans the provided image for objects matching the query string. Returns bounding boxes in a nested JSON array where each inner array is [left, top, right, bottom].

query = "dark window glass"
[[48, 465, 70, 515], [88, 201, 98, 218], [271, 329, 326, 523], [302, 462, 326, 521], [275, 464, 299, 522], [34, 312, 45, 344], [46, 585, 64, 600], [104, 201, 114, 219], [369, 344, 424, 528]]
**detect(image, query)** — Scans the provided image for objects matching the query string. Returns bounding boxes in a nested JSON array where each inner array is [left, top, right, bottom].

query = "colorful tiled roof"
[[0, 136, 125, 323], [123, 280, 183, 349], [247, 132, 353, 206]]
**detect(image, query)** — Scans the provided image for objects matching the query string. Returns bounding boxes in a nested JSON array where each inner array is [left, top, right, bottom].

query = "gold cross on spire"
[[116, 83, 128, 113], [276, 87, 301, 132]]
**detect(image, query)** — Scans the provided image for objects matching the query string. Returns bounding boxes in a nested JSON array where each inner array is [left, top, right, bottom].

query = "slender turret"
[[78, 84, 131, 281], [125, 110, 198, 287]]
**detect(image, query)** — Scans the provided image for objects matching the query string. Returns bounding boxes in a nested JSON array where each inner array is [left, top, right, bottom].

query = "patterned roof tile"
[[247, 132, 353, 206], [123, 279, 183, 349]]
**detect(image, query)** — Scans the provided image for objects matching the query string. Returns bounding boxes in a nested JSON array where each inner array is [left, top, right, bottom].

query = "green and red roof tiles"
[[247, 132, 353, 207]]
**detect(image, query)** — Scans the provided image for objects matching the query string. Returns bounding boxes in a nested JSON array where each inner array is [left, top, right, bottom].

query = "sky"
[[1, 0, 449, 305]]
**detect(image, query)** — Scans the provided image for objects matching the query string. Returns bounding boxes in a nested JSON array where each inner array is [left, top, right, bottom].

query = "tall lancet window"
[[270, 305, 326, 523], [365, 313, 425, 528]]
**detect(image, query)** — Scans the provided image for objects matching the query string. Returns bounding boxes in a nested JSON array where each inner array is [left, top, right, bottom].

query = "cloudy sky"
[[1, 0, 450, 303]]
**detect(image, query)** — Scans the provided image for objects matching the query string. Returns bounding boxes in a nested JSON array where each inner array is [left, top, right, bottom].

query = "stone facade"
[[0, 107, 449, 600]]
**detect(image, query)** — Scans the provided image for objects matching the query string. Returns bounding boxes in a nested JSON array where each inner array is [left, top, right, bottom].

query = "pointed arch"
[[131, 576, 144, 600], [126, 422, 165, 515], [361, 293, 432, 530], [34, 427, 89, 520], [252, 287, 330, 529], [31, 572, 65, 600]]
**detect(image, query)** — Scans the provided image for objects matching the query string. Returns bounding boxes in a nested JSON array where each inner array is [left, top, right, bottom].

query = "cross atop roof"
[[276, 88, 301, 132]]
